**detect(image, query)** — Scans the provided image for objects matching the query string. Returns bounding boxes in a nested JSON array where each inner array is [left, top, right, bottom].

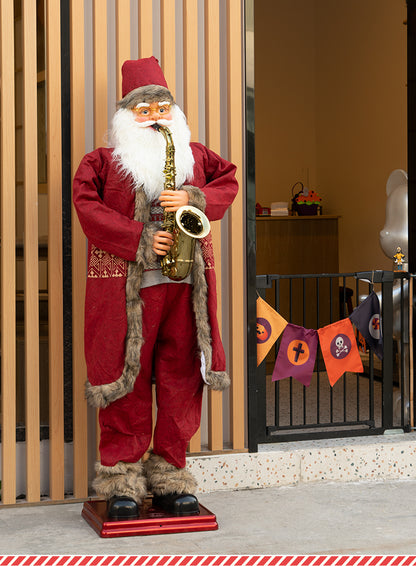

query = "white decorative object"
[[380, 169, 408, 263]]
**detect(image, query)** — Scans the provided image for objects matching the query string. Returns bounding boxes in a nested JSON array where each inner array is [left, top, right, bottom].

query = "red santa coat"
[[73, 142, 238, 409]]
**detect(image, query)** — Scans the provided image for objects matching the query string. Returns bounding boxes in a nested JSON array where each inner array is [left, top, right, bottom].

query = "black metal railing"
[[248, 270, 413, 451]]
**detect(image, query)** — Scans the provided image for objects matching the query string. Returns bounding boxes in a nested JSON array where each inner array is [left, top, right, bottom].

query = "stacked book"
[[270, 201, 289, 216]]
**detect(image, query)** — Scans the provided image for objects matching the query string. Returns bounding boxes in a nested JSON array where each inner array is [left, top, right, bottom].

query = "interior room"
[[254, 0, 407, 276]]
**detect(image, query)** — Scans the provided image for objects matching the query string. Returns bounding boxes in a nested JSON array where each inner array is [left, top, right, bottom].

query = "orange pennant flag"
[[318, 318, 363, 386], [257, 296, 288, 366]]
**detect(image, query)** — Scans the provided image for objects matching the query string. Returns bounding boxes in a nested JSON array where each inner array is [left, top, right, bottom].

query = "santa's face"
[[109, 101, 195, 201], [133, 101, 173, 125]]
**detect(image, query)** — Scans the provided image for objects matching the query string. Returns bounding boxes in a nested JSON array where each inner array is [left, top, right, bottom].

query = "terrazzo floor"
[[2, 479, 416, 554]]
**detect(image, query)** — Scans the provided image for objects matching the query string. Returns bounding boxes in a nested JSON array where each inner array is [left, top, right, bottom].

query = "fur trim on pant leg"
[[92, 461, 148, 502], [143, 452, 197, 496]]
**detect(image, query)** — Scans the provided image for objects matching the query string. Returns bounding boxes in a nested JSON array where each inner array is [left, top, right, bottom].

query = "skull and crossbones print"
[[335, 335, 349, 357]]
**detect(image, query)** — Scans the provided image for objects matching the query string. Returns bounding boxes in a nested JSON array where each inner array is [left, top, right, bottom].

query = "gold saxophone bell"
[[175, 205, 210, 239]]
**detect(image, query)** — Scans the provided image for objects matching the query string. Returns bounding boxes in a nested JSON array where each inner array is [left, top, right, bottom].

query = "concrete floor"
[[0, 479, 416, 556]]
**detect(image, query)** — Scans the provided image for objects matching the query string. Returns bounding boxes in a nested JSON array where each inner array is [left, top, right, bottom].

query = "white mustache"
[[137, 118, 173, 129]]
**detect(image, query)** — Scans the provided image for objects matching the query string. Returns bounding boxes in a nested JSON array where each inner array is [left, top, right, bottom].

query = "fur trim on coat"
[[191, 243, 231, 391], [143, 451, 197, 496], [85, 185, 230, 409], [93, 461, 148, 502]]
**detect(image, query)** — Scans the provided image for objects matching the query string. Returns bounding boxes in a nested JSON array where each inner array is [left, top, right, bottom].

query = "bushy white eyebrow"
[[134, 101, 171, 110]]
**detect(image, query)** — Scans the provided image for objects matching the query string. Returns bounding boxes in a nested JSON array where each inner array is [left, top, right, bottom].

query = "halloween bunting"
[[257, 292, 380, 387], [349, 291, 383, 360], [256, 296, 288, 366], [271, 323, 319, 387], [317, 318, 364, 386]]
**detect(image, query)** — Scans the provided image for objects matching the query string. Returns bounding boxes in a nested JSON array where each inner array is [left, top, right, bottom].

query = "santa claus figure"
[[73, 56, 238, 519]]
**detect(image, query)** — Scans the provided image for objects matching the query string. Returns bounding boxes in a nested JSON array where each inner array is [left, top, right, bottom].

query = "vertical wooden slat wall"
[[227, 0, 245, 449], [46, 0, 65, 500], [1, 0, 17, 505], [138, 0, 153, 58], [116, 0, 131, 99], [204, 0, 224, 452], [23, 0, 41, 503], [183, 0, 202, 453], [0, 0, 245, 507], [70, 0, 89, 500]]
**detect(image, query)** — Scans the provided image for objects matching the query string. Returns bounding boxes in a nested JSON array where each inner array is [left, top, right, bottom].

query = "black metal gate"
[[248, 270, 413, 451]]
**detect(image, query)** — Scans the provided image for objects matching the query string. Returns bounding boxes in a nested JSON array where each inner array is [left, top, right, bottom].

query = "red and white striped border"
[[1, 557, 416, 566]]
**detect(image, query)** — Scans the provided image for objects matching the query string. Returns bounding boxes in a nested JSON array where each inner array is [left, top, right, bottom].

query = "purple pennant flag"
[[271, 323, 318, 387], [349, 291, 383, 360]]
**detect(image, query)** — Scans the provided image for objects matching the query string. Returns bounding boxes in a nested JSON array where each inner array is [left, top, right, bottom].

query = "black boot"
[[152, 493, 200, 516], [107, 496, 139, 520]]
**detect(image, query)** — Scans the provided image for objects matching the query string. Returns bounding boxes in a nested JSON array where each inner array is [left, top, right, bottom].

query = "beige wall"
[[254, 0, 318, 198], [254, 0, 407, 272]]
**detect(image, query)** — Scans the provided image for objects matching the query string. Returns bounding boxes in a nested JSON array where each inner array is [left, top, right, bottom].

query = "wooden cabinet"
[[256, 215, 340, 331], [256, 215, 339, 276]]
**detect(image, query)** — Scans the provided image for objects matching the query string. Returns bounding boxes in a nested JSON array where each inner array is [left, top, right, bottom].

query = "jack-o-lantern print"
[[257, 317, 272, 344]]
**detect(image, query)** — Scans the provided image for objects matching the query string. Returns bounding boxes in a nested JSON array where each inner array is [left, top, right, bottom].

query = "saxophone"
[[153, 123, 210, 281]]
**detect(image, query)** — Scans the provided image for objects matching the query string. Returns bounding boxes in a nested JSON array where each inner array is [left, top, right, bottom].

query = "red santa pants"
[[98, 282, 204, 469]]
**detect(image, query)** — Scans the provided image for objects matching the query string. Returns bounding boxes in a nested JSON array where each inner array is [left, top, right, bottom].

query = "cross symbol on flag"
[[292, 342, 305, 362]]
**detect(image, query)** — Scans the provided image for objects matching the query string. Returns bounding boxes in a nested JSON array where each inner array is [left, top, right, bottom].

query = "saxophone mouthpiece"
[[152, 123, 161, 131]]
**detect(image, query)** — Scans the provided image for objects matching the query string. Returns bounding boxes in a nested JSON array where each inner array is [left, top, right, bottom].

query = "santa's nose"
[[149, 108, 161, 120]]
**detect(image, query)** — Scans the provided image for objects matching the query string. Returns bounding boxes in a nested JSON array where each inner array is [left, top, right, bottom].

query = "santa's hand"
[[160, 189, 189, 211], [153, 230, 174, 256]]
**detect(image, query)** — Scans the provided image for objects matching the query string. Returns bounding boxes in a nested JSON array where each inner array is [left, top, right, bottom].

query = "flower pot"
[[294, 203, 318, 216]]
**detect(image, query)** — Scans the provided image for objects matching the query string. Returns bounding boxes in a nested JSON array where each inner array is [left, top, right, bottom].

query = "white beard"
[[109, 105, 195, 201]]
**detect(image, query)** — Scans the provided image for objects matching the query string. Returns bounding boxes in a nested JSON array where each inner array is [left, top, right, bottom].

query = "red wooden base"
[[82, 498, 218, 538]]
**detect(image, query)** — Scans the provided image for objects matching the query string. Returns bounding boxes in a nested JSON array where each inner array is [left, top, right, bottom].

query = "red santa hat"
[[121, 56, 173, 102]]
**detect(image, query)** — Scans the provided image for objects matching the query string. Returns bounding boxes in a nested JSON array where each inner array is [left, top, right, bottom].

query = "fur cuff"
[[85, 376, 136, 409], [144, 452, 197, 496], [93, 461, 148, 502], [205, 370, 231, 391], [182, 185, 206, 211]]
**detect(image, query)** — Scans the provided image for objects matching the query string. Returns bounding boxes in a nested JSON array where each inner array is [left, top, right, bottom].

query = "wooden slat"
[[46, 0, 65, 499], [205, 0, 223, 451], [184, 0, 201, 454], [92, 1, 108, 463], [204, 0, 221, 153], [183, 0, 199, 141], [23, 0, 40, 503], [227, 0, 245, 449], [208, 389, 223, 450], [160, 0, 176, 96], [116, 0, 131, 100], [188, 427, 201, 453], [70, 0, 89, 499], [138, 0, 153, 58], [93, 0, 108, 147], [0, 0, 17, 505]]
